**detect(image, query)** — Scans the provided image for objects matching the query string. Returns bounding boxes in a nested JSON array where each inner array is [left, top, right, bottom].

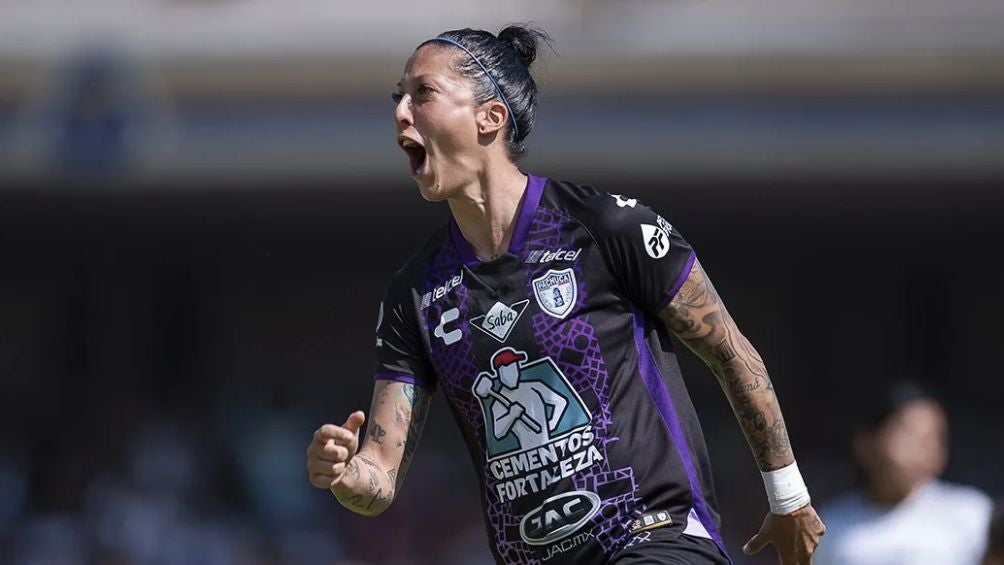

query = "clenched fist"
[[307, 411, 366, 489]]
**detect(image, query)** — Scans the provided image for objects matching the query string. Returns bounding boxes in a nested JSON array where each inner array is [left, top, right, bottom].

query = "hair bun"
[[498, 25, 550, 69]]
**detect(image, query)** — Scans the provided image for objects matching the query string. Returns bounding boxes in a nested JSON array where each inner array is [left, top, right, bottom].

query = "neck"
[[866, 476, 929, 507], [447, 164, 528, 261]]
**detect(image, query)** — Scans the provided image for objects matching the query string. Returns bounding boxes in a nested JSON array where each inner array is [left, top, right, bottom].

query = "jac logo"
[[519, 490, 601, 546]]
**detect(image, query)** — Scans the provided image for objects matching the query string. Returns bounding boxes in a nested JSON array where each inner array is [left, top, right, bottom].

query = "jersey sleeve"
[[373, 277, 436, 391], [590, 193, 697, 316]]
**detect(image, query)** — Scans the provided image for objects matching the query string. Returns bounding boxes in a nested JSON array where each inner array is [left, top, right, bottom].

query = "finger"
[[797, 536, 821, 564], [314, 424, 354, 445], [309, 459, 346, 476], [342, 411, 366, 434], [306, 443, 343, 465], [310, 472, 336, 488], [743, 532, 769, 555], [320, 442, 350, 462], [329, 464, 350, 487]]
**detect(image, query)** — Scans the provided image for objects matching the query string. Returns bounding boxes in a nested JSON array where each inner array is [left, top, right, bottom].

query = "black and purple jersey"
[[374, 175, 729, 564]]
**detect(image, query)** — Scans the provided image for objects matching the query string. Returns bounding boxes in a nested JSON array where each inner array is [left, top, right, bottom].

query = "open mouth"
[[399, 138, 427, 177]]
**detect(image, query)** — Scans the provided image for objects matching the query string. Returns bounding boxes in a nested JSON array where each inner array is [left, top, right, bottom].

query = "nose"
[[394, 94, 413, 129]]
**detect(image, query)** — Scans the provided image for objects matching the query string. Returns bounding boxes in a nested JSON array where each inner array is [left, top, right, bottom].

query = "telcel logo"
[[421, 271, 463, 309], [519, 490, 601, 546], [526, 249, 581, 264]]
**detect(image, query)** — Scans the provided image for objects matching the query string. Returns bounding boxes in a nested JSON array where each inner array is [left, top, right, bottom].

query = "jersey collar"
[[449, 174, 547, 267]]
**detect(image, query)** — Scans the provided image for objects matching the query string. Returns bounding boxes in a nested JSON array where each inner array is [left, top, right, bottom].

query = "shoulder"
[[540, 177, 674, 241], [917, 481, 994, 549], [928, 480, 992, 503], [925, 481, 993, 517]]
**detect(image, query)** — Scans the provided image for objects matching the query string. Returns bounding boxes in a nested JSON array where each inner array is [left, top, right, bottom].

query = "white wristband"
[[761, 461, 811, 515]]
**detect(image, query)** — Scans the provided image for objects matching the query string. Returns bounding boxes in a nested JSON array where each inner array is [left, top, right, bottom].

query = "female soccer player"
[[306, 25, 825, 564]]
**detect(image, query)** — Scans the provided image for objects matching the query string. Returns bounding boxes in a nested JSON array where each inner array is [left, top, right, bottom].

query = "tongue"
[[412, 147, 427, 175]]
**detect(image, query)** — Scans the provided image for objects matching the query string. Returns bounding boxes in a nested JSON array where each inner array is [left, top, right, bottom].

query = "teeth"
[[401, 139, 419, 148]]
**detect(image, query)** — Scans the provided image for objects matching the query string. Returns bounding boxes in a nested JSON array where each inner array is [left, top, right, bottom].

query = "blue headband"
[[426, 37, 519, 139]]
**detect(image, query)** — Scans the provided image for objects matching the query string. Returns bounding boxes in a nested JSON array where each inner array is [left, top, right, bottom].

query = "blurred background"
[[1, 0, 1002, 563]]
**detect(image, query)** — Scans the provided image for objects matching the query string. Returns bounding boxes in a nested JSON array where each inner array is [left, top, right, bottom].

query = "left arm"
[[659, 259, 791, 472], [660, 259, 825, 564]]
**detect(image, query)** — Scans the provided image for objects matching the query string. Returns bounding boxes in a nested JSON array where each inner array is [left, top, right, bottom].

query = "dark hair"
[[421, 24, 551, 161], [858, 380, 941, 433]]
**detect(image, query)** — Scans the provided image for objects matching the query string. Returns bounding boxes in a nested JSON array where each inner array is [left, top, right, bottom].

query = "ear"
[[476, 100, 509, 136]]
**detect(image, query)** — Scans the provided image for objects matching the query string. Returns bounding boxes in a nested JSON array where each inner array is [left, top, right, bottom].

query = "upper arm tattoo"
[[660, 261, 792, 470]]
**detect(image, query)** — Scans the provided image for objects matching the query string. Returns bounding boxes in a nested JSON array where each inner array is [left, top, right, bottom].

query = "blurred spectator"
[[0, 450, 29, 533], [54, 52, 128, 178], [815, 382, 992, 565], [9, 514, 88, 565], [984, 501, 1004, 565]]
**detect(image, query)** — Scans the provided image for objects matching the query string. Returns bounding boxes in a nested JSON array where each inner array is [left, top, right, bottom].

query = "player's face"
[[394, 45, 485, 201], [856, 399, 947, 493]]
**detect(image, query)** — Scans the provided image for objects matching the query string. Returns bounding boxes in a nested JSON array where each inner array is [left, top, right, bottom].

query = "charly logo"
[[470, 300, 528, 343], [532, 268, 577, 319], [520, 490, 601, 546], [433, 307, 462, 345]]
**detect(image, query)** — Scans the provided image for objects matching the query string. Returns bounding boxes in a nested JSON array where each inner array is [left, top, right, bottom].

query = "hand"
[[306, 411, 365, 489], [509, 403, 525, 418], [743, 503, 826, 565]]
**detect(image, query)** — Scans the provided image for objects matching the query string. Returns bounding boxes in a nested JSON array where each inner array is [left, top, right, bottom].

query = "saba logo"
[[470, 300, 529, 343]]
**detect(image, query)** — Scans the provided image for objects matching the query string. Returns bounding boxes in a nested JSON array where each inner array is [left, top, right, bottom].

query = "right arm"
[[306, 379, 431, 517]]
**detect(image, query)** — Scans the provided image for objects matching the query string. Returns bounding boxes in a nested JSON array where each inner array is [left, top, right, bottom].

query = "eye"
[[391, 91, 404, 104], [415, 85, 435, 99]]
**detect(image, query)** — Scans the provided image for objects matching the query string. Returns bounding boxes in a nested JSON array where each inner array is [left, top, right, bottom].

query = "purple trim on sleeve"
[[657, 250, 697, 313], [373, 372, 433, 391], [632, 310, 732, 562], [507, 174, 546, 255]]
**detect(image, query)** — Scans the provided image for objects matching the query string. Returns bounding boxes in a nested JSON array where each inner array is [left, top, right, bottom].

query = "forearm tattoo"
[[333, 382, 431, 516], [397, 383, 431, 489], [661, 261, 793, 471], [334, 454, 395, 515]]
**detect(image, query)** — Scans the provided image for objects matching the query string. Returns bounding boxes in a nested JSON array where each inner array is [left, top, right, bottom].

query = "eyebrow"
[[398, 74, 443, 88]]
